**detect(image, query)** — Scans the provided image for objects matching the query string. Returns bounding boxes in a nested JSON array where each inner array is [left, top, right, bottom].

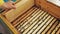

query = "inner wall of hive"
[[11, 6, 60, 34], [3, 0, 60, 34]]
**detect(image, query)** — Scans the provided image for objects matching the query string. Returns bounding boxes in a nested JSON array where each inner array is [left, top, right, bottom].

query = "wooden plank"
[[56, 28, 60, 34], [4, 0, 34, 22], [16, 7, 38, 29], [37, 15, 51, 34], [14, 7, 37, 27], [35, 0, 60, 19], [28, 11, 47, 34], [52, 23, 60, 34], [47, 21, 59, 34], [20, 9, 40, 32], [23, 10, 44, 34], [37, 16, 54, 34], [12, 7, 35, 25], [42, 18, 57, 34]]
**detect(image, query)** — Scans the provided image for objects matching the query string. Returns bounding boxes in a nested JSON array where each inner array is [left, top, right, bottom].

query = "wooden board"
[[35, 0, 60, 19], [4, 0, 34, 22]]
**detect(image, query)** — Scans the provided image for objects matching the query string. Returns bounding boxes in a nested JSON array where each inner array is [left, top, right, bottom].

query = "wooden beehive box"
[[0, 0, 60, 34], [0, 0, 34, 34]]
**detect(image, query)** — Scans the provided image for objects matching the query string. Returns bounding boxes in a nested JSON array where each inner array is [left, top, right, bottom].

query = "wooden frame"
[[0, 0, 34, 34], [0, 14, 20, 34], [35, 0, 60, 19], [0, 0, 60, 34]]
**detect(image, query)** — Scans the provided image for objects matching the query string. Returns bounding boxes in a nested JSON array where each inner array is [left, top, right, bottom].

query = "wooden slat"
[[38, 16, 54, 34], [12, 7, 35, 25], [56, 28, 60, 34], [18, 9, 42, 32], [23, 10, 44, 34], [32, 14, 49, 34], [17, 8, 39, 30], [47, 21, 59, 34], [42, 18, 57, 34], [28, 11, 47, 34], [20, 9, 41, 32], [14, 7, 37, 27], [36, 15, 51, 34], [16, 7, 38, 29], [52, 23, 60, 34], [31, 13, 49, 34]]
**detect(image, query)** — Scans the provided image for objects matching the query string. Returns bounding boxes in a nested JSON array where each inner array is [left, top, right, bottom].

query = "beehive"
[[0, 0, 60, 34]]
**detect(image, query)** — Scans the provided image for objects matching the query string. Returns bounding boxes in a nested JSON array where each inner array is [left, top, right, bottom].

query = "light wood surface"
[[4, 0, 34, 22]]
